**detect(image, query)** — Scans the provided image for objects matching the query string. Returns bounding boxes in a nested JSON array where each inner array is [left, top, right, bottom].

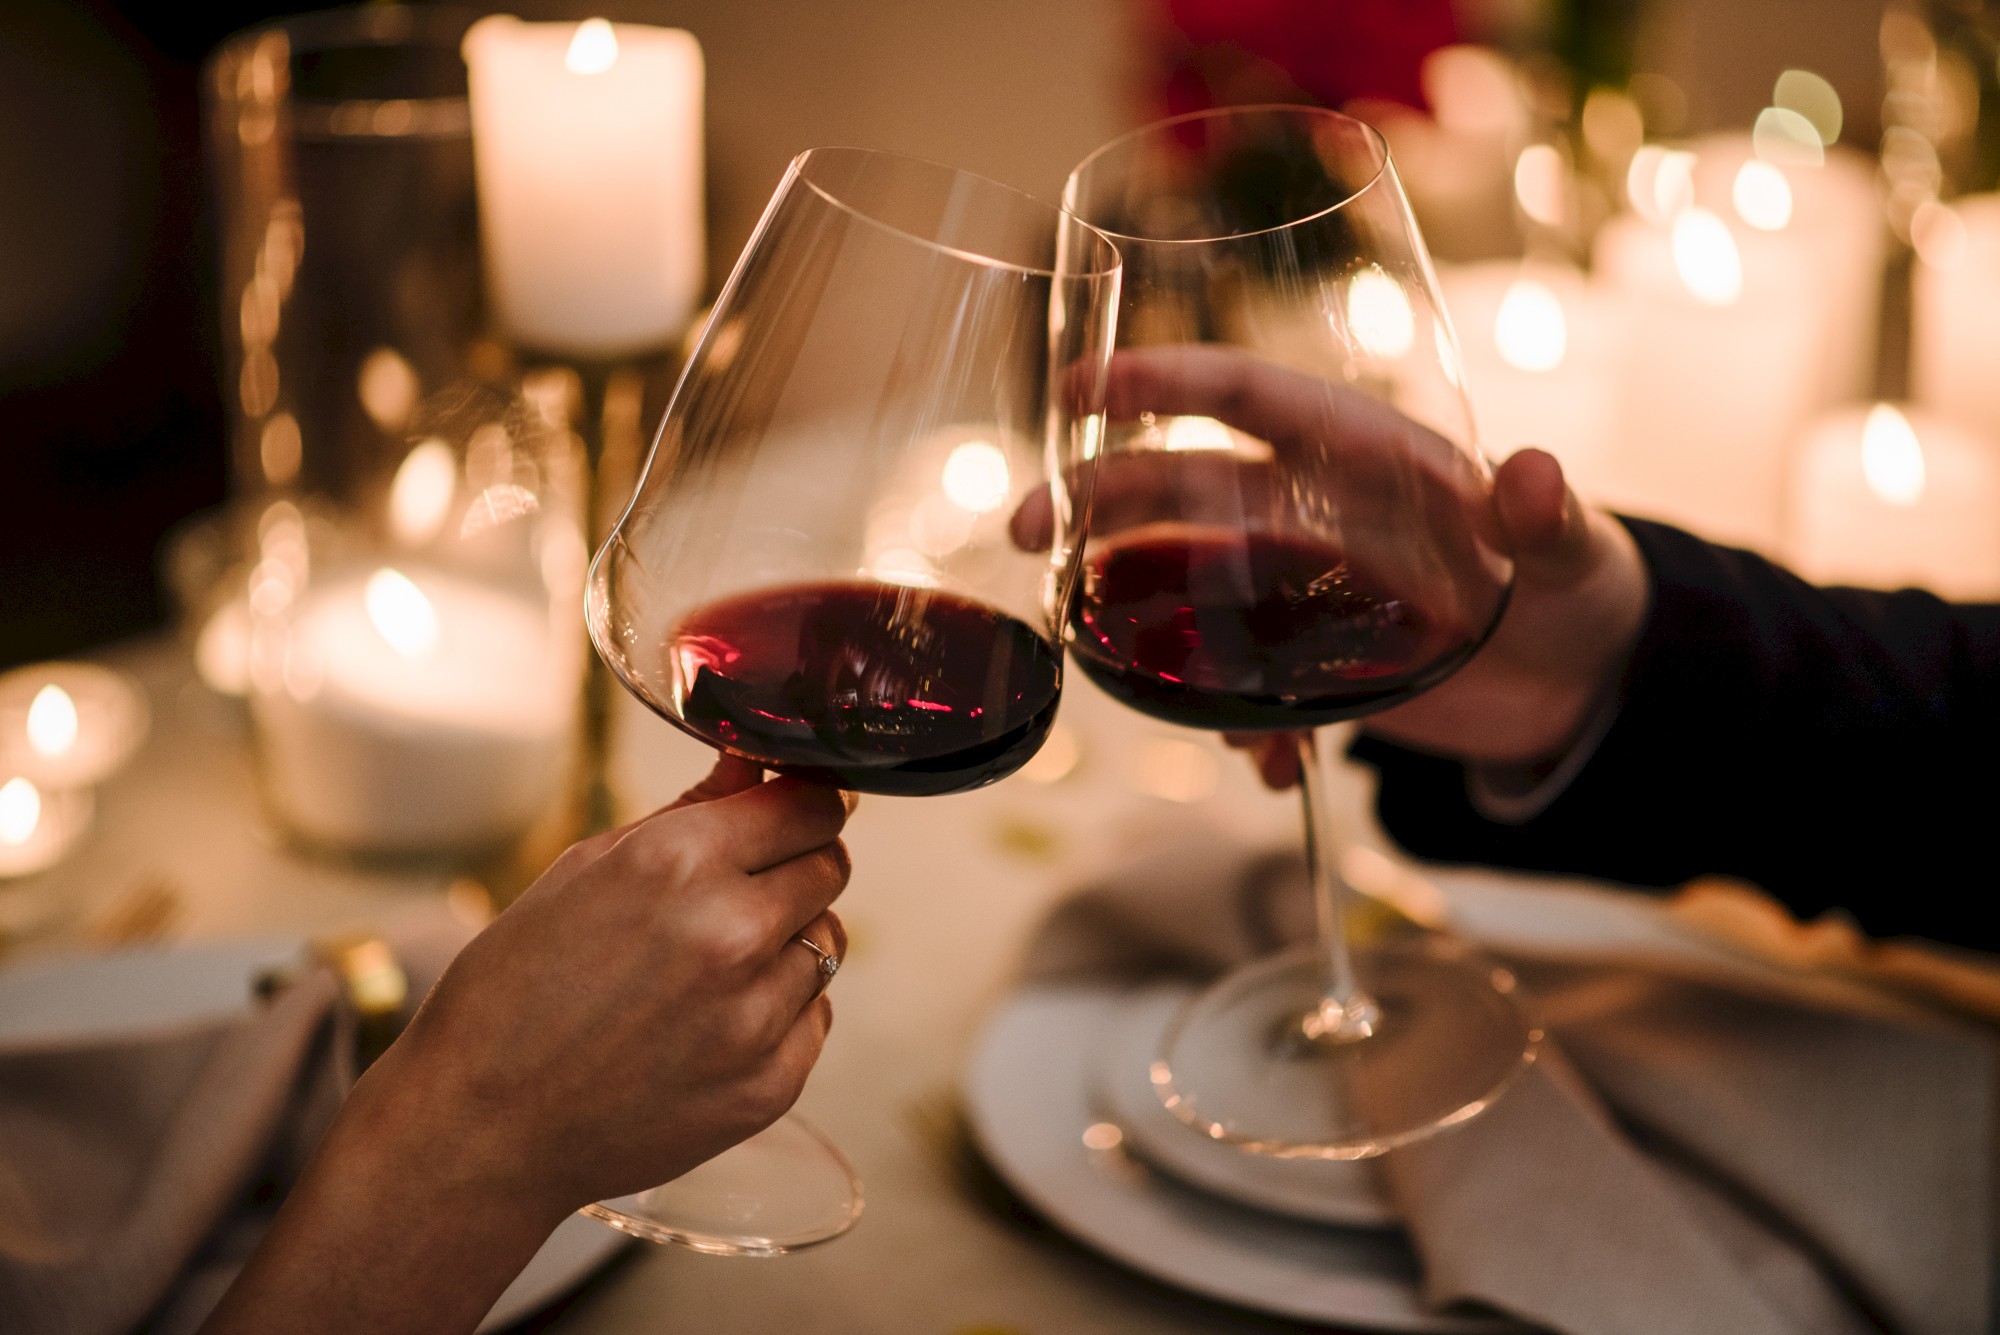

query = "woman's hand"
[[202, 756, 854, 1335]]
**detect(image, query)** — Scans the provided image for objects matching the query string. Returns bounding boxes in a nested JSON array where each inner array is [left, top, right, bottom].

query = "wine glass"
[[584, 147, 1120, 1250], [1060, 105, 1541, 1158]]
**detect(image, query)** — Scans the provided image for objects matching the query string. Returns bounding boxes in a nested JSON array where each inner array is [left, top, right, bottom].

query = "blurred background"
[[0, 0, 1979, 667]]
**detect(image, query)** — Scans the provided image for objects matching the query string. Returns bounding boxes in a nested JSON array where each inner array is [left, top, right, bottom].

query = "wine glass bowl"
[[591, 147, 1120, 799], [583, 146, 1120, 1251], [1061, 105, 1537, 1158]]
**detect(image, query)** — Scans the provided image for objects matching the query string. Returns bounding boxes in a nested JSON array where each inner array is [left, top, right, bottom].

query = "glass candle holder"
[[242, 378, 587, 859]]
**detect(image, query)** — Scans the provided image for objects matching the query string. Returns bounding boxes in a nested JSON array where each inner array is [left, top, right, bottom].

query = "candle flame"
[[1512, 145, 1567, 228], [0, 777, 40, 846], [940, 440, 1011, 513], [566, 18, 618, 74], [1161, 416, 1235, 452], [389, 439, 458, 547], [1862, 404, 1926, 506], [1627, 147, 1695, 224], [365, 568, 441, 659], [1732, 161, 1793, 231], [1493, 279, 1567, 373], [26, 685, 79, 759], [1671, 209, 1743, 306], [1345, 266, 1415, 359]]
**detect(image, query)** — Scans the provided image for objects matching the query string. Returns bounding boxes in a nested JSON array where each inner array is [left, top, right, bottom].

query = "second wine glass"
[[585, 147, 1120, 1250], [1062, 105, 1541, 1159]]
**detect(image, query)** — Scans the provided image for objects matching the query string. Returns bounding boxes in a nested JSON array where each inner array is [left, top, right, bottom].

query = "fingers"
[[755, 838, 853, 939], [656, 775, 852, 875], [1225, 731, 1304, 789], [1493, 448, 1594, 585], [776, 909, 845, 1009], [667, 753, 766, 810]]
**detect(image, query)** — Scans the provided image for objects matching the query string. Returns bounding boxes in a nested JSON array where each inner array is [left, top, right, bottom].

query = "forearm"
[[200, 1049, 569, 1335], [1356, 519, 2000, 947]]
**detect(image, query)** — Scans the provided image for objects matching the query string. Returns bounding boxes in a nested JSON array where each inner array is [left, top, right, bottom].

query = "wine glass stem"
[[1296, 730, 1382, 1045]]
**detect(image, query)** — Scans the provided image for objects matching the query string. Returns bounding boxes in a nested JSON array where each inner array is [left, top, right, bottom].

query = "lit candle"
[[1592, 209, 1821, 553], [463, 16, 704, 358], [1689, 135, 1885, 408], [1785, 403, 2000, 598], [1911, 193, 2000, 442], [0, 663, 149, 790], [251, 566, 576, 854], [1437, 262, 1630, 502], [0, 776, 93, 880]]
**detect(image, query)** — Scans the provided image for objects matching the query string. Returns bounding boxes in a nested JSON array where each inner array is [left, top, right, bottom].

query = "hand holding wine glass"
[[1060, 103, 1545, 1158], [1076, 351, 1652, 783], [585, 146, 1120, 1249]]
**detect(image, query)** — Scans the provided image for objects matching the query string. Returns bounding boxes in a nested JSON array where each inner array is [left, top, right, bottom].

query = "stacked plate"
[[963, 978, 1521, 1331]]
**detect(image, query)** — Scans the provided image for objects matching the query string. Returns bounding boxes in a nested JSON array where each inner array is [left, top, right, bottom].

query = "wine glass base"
[[580, 1114, 863, 1256], [1157, 937, 1542, 1159]]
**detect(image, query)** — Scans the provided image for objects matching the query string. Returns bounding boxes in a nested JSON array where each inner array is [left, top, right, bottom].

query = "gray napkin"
[[0, 907, 477, 1335], [1023, 825, 1993, 1335]]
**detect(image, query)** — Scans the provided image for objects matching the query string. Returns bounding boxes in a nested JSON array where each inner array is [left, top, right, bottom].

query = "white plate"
[[0, 941, 628, 1332], [1093, 983, 1397, 1228], [964, 984, 1518, 1332]]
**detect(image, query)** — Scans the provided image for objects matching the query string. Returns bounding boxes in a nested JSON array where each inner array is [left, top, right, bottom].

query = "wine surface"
[[661, 581, 1061, 796], [1070, 525, 1470, 730]]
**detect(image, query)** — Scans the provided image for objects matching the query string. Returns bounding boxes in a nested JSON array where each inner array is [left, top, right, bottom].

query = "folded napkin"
[[1023, 825, 1993, 1335], [0, 907, 478, 1335]]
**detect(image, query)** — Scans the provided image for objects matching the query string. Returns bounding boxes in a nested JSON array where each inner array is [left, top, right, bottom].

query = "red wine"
[[1070, 526, 1475, 730], [661, 581, 1062, 796]]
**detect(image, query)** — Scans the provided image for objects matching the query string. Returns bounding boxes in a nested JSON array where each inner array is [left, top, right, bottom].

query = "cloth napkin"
[[1022, 824, 1994, 1335], [0, 907, 478, 1335]]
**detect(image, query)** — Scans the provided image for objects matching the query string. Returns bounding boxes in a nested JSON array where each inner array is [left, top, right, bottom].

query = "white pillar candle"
[[1593, 210, 1822, 553], [1785, 403, 2000, 598], [0, 663, 148, 790], [252, 566, 575, 854], [1912, 194, 2000, 442], [463, 16, 704, 359], [0, 777, 92, 880], [1690, 136, 1885, 408], [1437, 262, 1630, 502]]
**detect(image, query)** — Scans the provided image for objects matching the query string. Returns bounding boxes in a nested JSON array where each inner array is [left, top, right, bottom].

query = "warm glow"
[[565, 18, 618, 74], [1162, 416, 1235, 452], [0, 777, 40, 846], [1132, 737, 1217, 803], [1345, 266, 1415, 358], [865, 548, 940, 589], [1513, 144, 1566, 227], [1671, 209, 1743, 306], [1434, 320, 1462, 387], [26, 685, 79, 759], [1732, 161, 1794, 231], [365, 569, 441, 659], [1773, 69, 1842, 146], [940, 440, 1011, 513], [1753, 107, 1825, 169], [389, 439, 458, 547], [1862, 404, 1926, 506], [1493, 279, 1567, 372], [358, 348, 419, 432], [1422, 45, 1519, 136], [1911, 201, 1969, 270], [1081, 1122, 1125, 1152], [1017, 722, 1080, 783], [1627, 146, 1695, 224]]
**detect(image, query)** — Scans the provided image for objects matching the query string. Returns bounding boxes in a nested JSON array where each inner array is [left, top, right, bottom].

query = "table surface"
[[1, 636, 1417, 1335]]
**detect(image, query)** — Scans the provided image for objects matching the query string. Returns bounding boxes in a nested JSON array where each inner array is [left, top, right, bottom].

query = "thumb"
[[666, 753, 766, 810], [1493, 448, 1594, 586]]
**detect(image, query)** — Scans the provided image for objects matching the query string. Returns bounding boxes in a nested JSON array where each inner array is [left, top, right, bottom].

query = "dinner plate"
[[964, 984, 1518, 1332], [0, 941, 628, 1332], [1093, 983, 1397, 1228]]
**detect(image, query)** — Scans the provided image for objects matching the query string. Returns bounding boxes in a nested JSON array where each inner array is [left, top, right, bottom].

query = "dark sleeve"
[[1349, 517, 2000, 950]]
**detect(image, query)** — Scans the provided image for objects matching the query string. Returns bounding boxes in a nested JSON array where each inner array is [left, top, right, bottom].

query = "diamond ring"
[[790, 933, 841, 994]]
